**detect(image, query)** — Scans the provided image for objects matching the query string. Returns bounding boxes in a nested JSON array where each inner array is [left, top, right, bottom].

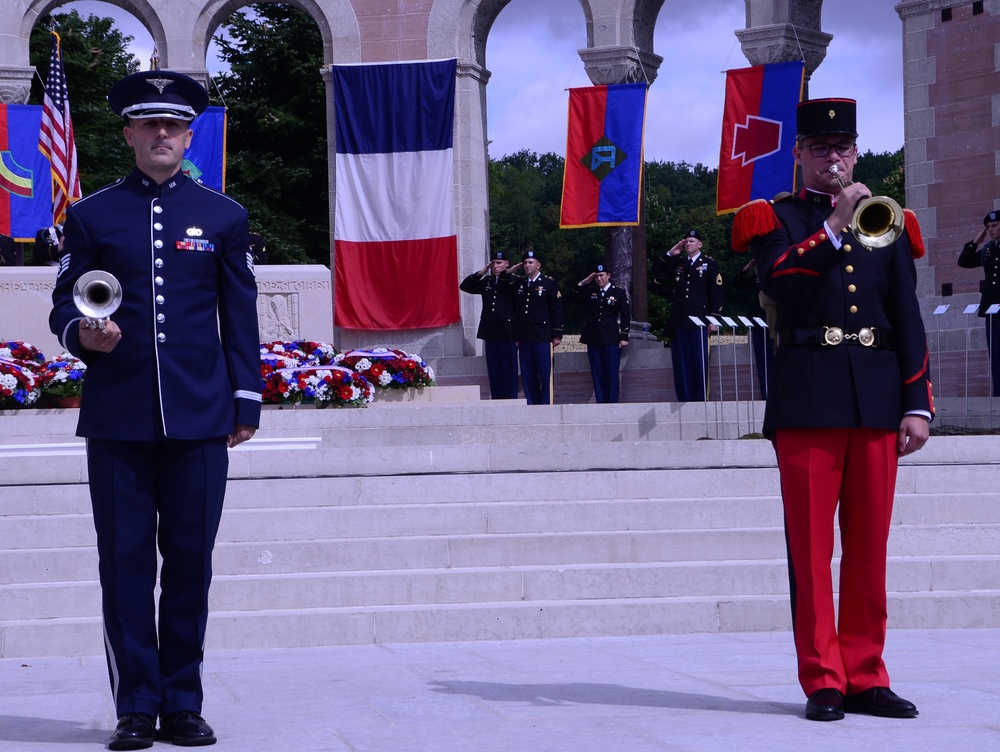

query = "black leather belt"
[[777, 326, 893, 349]]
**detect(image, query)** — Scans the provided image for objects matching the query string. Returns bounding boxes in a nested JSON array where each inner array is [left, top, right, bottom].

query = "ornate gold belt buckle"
[[858, 327, 876, 347], [822, 326, 844, 346]]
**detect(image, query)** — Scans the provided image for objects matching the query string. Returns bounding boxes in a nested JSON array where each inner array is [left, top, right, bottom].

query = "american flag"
[[38, 30, 80, 225]]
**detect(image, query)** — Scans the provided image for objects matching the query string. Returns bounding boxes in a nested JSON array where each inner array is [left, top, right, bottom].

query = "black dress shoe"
[[108, 713, 156, 750], [805, 688, 845, 721], [845, 687, 918, 718], [157, 711, 217, 746]]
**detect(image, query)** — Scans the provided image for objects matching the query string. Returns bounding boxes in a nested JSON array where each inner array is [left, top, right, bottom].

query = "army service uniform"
[[572, 280, 630, 403], [511, 272, 563, 405], [460, 262, 518, 399], [958, 222, 1000, 396], [650, 251, 723, 401]]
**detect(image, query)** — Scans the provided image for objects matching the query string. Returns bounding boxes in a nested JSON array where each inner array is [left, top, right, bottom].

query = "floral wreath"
[[38, 352, 88, 399], [260, 340, 375, 407], [0, 340, 45, 409], [333, 348, 436, 390]]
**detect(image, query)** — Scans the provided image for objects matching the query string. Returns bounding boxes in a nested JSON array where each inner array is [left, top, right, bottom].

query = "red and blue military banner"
[[560, 82, 648, 228], [184, 106, 227, 192], [716, 61, 804, 215], [1, 104, 54, 241], [332, 59, 460, 330]]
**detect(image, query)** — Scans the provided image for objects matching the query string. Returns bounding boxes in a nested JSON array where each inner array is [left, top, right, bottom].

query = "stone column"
[[0, 67, 34, 104], [577, 45, 662, 341], [454, 61, 492, 356], [735, 1, 833, 88]]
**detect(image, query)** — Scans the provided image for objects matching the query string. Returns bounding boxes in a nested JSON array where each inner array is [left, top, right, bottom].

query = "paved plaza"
[[1, 628, 997, 751]]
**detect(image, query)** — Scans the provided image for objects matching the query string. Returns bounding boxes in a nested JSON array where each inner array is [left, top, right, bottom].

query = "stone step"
[[4, 556, 998, 623], [5, 521, 1000, 587], [4, 588, 1000, 659]]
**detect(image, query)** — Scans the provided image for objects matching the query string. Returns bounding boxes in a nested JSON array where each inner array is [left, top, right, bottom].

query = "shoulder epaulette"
[[731, 198, 782, 253], [903, 209, 925, 259]]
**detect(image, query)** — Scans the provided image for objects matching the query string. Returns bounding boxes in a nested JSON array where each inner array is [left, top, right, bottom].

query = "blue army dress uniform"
[[49, 70, 262, 738], [511, 250, 563, 404], [958, 210, 1000, 396], [572, 264, 630, 403], [459, 250, 518, 399], [650, 234, 724, 401]]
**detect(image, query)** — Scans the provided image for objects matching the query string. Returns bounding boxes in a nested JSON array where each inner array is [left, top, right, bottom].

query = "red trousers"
[[774, 427, 898, 696]]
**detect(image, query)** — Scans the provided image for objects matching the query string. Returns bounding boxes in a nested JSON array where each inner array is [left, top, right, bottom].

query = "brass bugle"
[[73, 270, 122, 333], [830, 165, 904, 248]]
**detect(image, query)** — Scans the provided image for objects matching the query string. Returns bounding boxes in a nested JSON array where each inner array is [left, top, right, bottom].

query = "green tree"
[[853, 148, 905, 207], [29, 11, 140, 195], [488, 150, 603, 331], [213, 4, 328, 264]]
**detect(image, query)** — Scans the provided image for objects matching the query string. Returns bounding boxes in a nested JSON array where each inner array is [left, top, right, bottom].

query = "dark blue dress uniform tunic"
[[751, 190, 933, 433], [49, 167, 262, 719]]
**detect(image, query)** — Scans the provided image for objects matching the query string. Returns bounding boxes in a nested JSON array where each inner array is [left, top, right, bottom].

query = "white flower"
[[354, 358, 372, 372], [378, 372, 393, 386], [0, 373, 17, 390]]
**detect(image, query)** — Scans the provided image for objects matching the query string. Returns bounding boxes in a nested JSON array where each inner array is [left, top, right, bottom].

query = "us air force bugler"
[[49, 69, 261, 750]]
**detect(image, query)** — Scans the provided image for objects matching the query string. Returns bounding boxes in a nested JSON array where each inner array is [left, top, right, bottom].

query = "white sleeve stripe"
[[235, 389, 262, 402], [60, 317, 85, 350]]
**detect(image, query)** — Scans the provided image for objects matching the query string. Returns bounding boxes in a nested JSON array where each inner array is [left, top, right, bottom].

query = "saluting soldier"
[[958, 210, 1000, 396], [509, 250, 563, 404], [733, 97, 932, 723], [459, 250, 518, 399], [649, 228, 724, 401], [49, 70, 261, 750], [572, 263, 630, 403]]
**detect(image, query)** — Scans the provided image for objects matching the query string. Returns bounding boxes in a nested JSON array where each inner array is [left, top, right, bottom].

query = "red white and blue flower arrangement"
[[334, 348, 436, 390], [260, 340, 373, 408], [0, 340, 45, 409], [38, 352, 88, 401]]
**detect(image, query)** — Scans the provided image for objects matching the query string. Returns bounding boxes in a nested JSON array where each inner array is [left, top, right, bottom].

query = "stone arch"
[[191, 0, 361, 69], [18, 0, 166, 63]]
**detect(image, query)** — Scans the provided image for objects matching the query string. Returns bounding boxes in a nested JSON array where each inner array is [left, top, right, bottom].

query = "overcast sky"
[[64, 0, 905, 168]]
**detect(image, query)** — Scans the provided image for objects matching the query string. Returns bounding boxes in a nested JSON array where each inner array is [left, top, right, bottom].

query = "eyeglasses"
[[803, 142, 857, 158]]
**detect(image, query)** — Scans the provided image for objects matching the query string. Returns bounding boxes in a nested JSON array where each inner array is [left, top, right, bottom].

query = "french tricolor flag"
[[332, 59, 460, 330], [716, 61, 804, 215]]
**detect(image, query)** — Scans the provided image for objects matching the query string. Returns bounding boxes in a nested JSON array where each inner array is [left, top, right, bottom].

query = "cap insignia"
[[147, 77, 174, 94]]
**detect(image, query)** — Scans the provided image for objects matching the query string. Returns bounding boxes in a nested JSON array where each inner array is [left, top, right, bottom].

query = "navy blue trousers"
[[986, 315, 1000, 397], [87, 437, 229, 718], [484, 340, 519, 399], [518, 341, 552, 405], [670, 327, 709, 402], [587, 344, 621, 403]]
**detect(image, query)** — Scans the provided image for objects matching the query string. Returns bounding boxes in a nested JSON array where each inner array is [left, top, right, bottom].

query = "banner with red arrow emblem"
[[716, 61, 804, 215]]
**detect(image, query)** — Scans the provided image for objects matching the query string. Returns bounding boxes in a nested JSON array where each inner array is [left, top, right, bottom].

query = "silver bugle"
[[73, 270, 122, 333]]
